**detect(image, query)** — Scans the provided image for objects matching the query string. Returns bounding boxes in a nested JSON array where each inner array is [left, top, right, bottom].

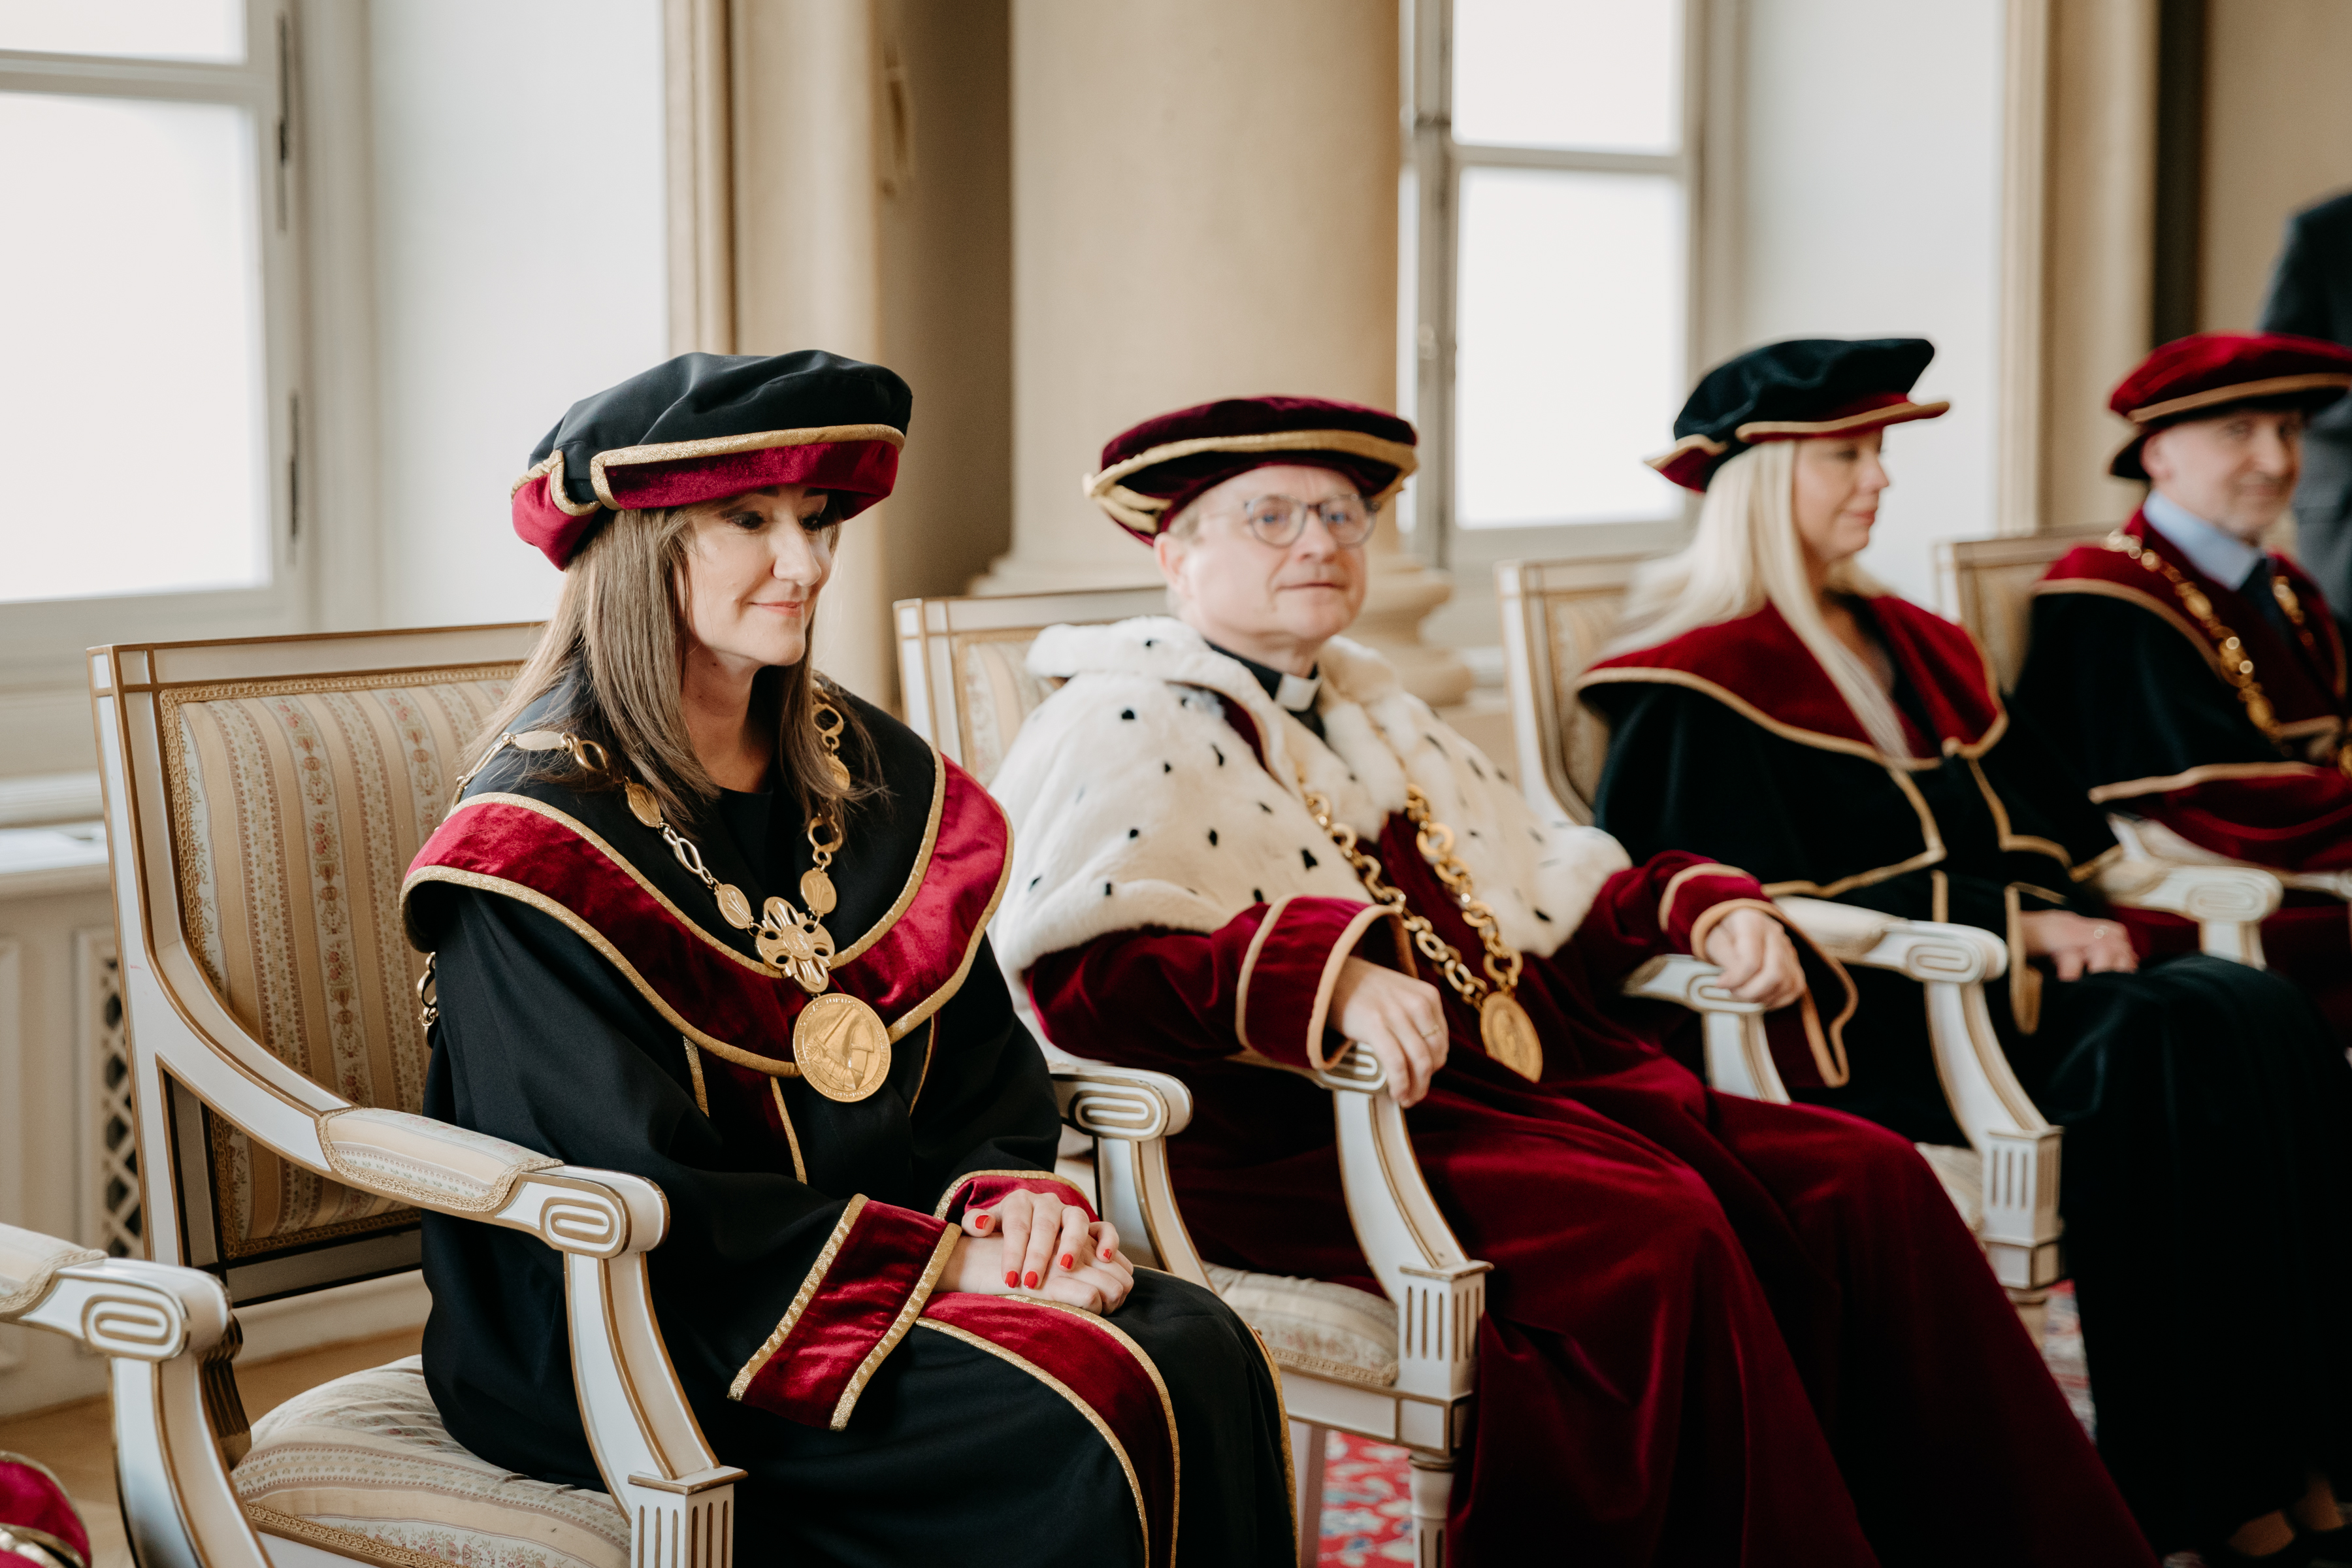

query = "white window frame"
[[1401, 0, 1740, 590], [0, 3, 310, 683]]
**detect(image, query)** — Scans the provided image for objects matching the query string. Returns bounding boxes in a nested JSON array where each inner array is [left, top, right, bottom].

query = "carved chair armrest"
[[1771, 898, 2063, 1291], [312, 1110, 742, 1529], [1621, 953, 1786, 1102], [1051, 1065, 1209, 1287], [2097, 858, 2284, 967], [0, 1224, 268, 1568]]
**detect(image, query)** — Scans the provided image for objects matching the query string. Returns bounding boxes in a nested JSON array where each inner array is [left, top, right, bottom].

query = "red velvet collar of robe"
[[2036, 510, 2350, 721], [1582, 595, 2005, 764], [400, 751, 1011, 1077]]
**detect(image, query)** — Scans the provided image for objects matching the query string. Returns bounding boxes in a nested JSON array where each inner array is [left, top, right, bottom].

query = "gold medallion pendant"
[[794, 992, 892, 1102], [1479, 992, 1543, 1081]]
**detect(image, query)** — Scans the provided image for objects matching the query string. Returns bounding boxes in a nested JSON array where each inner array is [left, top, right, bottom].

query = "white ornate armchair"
[[89, 627, 728, 1568], [898, 589, 1484, 1568], [1939, 531, 2293, 964], [0, 1222, 265, 1568]]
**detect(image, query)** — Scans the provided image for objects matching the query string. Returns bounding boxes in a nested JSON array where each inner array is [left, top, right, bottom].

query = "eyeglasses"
[[1220, 493, 1375, 548]]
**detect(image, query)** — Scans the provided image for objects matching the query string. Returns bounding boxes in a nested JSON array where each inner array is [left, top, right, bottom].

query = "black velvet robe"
[[1583, 596, 2352, 1553], [402, 685, 1293, 1567]]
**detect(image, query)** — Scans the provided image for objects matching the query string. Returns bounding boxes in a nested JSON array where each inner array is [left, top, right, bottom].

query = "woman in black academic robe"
[[399, 351, 1294, 1568], [1581, 337, 2352, 1566]]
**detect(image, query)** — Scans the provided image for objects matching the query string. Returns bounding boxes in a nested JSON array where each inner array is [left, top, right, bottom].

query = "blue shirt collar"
[[2142, 489, 2268, 590]]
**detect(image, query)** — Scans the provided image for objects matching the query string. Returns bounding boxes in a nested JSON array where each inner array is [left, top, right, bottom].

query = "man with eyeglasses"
[[982, 395, 2147, 1567]]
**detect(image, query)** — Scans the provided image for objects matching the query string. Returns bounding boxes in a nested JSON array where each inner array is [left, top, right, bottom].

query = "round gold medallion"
[[714, 883, 756, 930], [800, 868, 838, 917], [1479, 993, 1543, 1081], [793, 992, 892, 1102]]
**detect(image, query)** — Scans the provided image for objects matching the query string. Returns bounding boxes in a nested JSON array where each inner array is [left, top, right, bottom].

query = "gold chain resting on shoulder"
[[2105, 531, 2352, 779], [1297, 774, 1543, 1080], [449, 703, 891, 1102]]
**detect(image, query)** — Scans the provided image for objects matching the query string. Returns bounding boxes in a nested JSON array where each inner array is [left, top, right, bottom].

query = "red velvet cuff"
[[934, 1170, 1098, 1226], [729, 1196, 962, 1430], [1233, 896, 1409, 1070], [1656, 862, 1771, 953]]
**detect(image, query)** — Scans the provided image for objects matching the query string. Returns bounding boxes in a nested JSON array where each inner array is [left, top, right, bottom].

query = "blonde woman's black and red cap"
[[1084, 395, 1418, 542], [511, 350, 912, 567], [2104, 331, 2352, 480], [1650, 338, 1951, 493]]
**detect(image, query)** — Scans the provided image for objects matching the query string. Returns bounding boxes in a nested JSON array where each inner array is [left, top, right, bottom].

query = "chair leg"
[[1290, 1420, 1327, 1568], [1409, 1456, 1452, 1568]]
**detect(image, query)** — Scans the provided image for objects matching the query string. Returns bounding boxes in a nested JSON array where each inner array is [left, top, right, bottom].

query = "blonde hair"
[[1604, 442, 1915, 758], [468, 503, 877, 825]]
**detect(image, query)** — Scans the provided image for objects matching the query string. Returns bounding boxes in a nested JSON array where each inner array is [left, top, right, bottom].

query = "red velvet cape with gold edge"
[[994, 617, 2152, 1568], [1586, 592, 2352, 1551], [2017, 510, 2352, 1037], [399, 685, 1294, 1568]]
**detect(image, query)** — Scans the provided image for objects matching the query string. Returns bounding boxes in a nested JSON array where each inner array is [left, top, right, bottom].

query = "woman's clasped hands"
[[946, 1188, 1135, 1313]]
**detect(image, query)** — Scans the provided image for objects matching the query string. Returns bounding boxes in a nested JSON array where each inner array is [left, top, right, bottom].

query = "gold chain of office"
[[2104, 531, 2352, 779], [1297, 777, 1543, 1081], [446, 704, 892, 1101]]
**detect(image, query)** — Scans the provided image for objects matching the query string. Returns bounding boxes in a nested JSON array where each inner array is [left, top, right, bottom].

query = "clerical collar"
[[2144, 489, 2266, 590], [1209, 642, 1322, 713]]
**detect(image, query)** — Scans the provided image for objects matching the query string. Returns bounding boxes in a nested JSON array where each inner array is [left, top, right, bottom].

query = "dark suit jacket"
[[2260, 189, 2352, 617]]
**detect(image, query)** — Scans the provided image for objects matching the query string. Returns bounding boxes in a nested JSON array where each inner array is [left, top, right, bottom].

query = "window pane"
[[1452, 0, 1681, 154], [1455, 167, 1686, 528], [0, 0, 244, 63], [0, 93, 268, 602]]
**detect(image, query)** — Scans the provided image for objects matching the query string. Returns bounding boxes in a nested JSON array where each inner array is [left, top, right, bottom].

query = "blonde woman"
[[401, 351, 1295, 1567], [1584, 337, 2352, 1568]]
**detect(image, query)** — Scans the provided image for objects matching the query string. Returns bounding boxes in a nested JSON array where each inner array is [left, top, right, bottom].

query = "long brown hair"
[[468, 502, 880, 825]]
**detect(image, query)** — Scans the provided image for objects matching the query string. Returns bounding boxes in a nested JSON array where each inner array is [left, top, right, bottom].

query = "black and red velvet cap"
[[1649, 338, 1950, 492], [511, 350, 911, 567], [1084, 395, 1418, 542], [2106, 331, 2352, 480]]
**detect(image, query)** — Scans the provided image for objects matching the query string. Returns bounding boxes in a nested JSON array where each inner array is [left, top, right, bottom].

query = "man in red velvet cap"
[[2016, 332, 2352, 1046], [989, 394, 2160, 1568]]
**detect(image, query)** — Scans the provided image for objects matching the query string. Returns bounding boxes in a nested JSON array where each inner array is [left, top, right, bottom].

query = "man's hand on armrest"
[[1701, 908, 1806, 1009], [1330, 957, 1449, 1106]]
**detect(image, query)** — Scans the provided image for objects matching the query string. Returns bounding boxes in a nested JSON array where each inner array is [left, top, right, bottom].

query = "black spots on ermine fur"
[[1207, 829, 1219, 846], [1103, 881, 1114, 896], [1258, 801, 1274, 813], [1301, 847, 1319, 870], [1252, 888, 1265, 903], [1162, 761, 1172, 774], [1120, 708, 1135, 721], [1212, 744, 1226, 766], [1127, 827, 1139, 839]]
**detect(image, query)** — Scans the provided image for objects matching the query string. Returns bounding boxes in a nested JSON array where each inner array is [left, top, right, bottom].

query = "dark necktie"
[[2240, 559, 2290, 638]]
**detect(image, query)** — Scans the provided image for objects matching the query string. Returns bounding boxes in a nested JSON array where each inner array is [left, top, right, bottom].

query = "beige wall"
[[876, 0, 1015, 606], [2200, 0, 2352, 331], [983, 0, 1401, 594]]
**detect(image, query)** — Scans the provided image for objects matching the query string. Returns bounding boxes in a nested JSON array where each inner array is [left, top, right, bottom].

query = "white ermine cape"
[[987, 617, 1631, 980]]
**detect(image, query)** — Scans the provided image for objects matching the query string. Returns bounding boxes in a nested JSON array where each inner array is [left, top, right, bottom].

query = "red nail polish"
[[1004, 1271, 1019, 1287], [1101, 1247, 1115, 1260], [973, 1215, 990, 1230], [1024, 1270, 1040, 1289], [1059, 1253, 1075, 1269]]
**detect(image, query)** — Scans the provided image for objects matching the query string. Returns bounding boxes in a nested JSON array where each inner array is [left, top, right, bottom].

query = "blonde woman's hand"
[[1330, 957, 1450, 1107], [947, 1191, 1135, 1313], [1702, 908, 1807, 1010], [2019, 910, 2137, 980]]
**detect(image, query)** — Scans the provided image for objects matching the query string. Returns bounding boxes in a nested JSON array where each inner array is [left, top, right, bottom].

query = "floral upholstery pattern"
[[234, 1357, 626, 1568], [955, 636, 1057, 786], [1205, 1264, 1398, 1387], [162, 670, 515, 1258]]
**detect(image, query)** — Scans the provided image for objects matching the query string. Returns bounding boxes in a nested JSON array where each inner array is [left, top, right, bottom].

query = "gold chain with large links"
[[456, 709, 890, 1101], [1296, 775, 1543, 1080], [2104, 531, 2352, 779]]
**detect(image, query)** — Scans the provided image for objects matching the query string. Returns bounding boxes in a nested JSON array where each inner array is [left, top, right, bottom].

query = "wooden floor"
[[0, 1326, 424, 1568]]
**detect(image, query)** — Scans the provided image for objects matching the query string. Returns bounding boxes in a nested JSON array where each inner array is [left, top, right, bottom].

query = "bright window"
[[1408, 0, 1698, 548], [0, 3, 298, 657]]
